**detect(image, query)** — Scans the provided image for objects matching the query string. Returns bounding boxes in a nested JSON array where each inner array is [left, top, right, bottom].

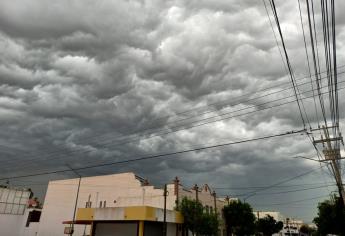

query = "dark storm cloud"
[[0, 0, 344, 222]]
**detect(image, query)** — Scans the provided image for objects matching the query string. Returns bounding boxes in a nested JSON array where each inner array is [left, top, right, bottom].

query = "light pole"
[[66, 165, 82, 236]]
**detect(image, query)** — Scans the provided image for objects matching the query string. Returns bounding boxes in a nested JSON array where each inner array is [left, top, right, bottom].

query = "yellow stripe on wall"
[[124, 206, 156, 221], [76, 208, 94, 221]]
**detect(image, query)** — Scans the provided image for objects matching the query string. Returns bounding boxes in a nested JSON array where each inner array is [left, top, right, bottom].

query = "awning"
[[62, 220, 92, 225]]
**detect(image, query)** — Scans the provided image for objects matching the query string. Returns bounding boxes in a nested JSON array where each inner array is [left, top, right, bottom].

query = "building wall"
[[0, 186, 38, 236], [178, 185, 226, 213], [38, 173, 178, 236], [0, 208, 40, 236], [0, 213, 25, 236], [178, 185, 227, 235], [21, 222, 40, 236], [38, 172, 227, 236]]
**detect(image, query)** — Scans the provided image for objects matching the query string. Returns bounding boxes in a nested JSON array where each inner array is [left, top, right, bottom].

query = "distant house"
[[254, 211, 305, 236], [38, 172, 229, 236]]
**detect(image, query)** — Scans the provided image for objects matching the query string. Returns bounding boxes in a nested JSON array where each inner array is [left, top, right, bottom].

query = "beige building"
[[38, 172, 227, 236]]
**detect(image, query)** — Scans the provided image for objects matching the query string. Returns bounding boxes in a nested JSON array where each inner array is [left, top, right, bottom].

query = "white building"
[[0, 185, 41, 236], [38, 172, 227, 236], [282, 218, 304, 236], [254, 211, 304, 236], [254, 211, 285, 222]]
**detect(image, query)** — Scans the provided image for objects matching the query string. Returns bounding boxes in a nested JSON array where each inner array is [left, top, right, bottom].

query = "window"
[[103, 201, 106, 207], [25, 210, 41, 227]]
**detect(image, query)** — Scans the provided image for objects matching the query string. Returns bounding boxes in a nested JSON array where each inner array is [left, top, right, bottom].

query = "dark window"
[[26, 210, 41, 227]]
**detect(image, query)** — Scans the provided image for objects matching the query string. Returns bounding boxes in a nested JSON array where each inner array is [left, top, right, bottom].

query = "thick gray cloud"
[[0, 0, 344, 223]]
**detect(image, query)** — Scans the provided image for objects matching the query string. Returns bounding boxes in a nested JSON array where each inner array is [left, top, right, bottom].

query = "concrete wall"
[[0, 213, 25, 236], [0, 209, 40, 236], [21, 222, 40, 236]]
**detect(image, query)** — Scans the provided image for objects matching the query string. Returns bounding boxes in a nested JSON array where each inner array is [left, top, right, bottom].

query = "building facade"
[[38, 172, 227, 236]]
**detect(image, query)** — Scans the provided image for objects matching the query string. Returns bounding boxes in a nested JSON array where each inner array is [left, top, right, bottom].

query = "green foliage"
[[223, 200, 256, 236], [255, 215, 283, 236], [299, 224, 316, 236], [199, 212, 219, 236], [313, 195, 345, 236], [179, 197, 219, 235]]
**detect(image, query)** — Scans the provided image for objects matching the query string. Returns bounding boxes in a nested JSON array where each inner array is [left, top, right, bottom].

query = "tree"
[[299, 224, 316, 236], [313, 195, 345, 236], [255, 215, 283, 236], [179, 197, 219, 236], [223, 200, 256, 236], [198, 212, 219, 236]]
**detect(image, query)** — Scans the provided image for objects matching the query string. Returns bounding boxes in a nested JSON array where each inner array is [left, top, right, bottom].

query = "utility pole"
[[212, 191, 217, 215], [313, 125, 345, 205], [193, 184, 199, 202], [225, 195, 230, 205], [163, 184, 168, 236], [193, 184, 199, 236], [173, 177, 180, 208], [66, 165, 82, 236]]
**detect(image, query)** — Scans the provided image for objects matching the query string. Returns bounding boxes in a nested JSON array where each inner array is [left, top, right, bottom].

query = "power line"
[[2, 65, 344, 160], [297, 0, 321, 129], [0, 128, 306, 181], [262, 0, 289, 75], [234, 184, 336, 197], [2, 79, 344, 173], [269, 0, 308, 129], [305, 0, 328, 126], [242, 164, 326, 197], [214, 181, 336, 190], [254, 194, 330, 206]]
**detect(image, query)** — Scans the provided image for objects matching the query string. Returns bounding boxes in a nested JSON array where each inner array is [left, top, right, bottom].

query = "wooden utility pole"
[[163, 184, 167, 236], [193, 184, 199, 202], [212, 191, 217, 215], [314, 125, 345, 205], [173, 177, 180, 207], [225, 195, 230, 205]]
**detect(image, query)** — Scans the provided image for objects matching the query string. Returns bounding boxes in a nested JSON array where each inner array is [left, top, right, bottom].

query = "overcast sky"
[[1, 0, 345, 223]]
